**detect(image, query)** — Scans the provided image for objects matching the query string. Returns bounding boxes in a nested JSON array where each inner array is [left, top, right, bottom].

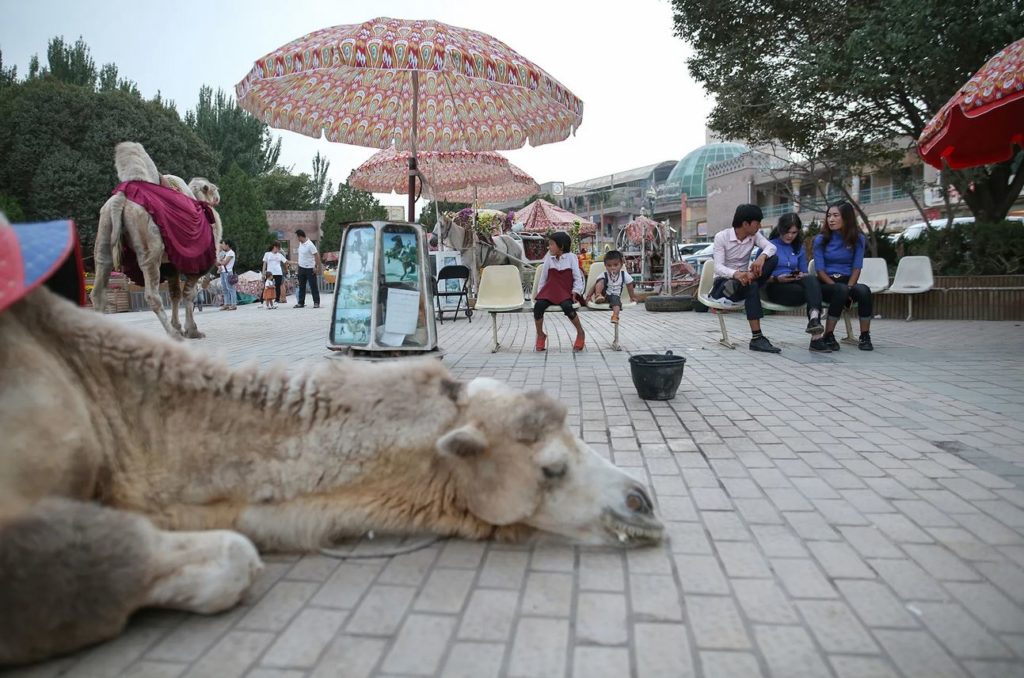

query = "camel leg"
[[141, 259, 178, 339], [180, 276, 204, 339], [91, 205, 114, 313], [167, 275, 184, 335], [0, 498, 262, 666]]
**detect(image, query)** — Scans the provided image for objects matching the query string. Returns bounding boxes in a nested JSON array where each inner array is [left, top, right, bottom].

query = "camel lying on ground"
[[91, 142, 222, 339], [0, 285, 663, 666]]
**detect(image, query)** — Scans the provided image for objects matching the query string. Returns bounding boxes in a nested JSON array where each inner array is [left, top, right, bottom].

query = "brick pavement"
[[8, 298, 1024, 678]]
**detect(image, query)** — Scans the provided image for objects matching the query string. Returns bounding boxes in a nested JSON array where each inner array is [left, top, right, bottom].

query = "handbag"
[[227, 272, 238, 286]]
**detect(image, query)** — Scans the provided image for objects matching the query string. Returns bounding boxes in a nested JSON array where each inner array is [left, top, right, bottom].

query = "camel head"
[[438, 378, 663, 546], [188, 178, 221, 207]]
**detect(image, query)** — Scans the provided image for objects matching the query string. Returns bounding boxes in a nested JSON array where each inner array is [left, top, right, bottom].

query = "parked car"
[[889, 216, 1024, 244], [683, 243, 715, 275], [678, 242, 711, 257]]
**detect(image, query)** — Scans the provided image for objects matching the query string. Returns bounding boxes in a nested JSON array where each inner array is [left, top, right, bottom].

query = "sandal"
[[610, 313, 619, 324], [535, 333, 547, 352], [573, 334, 586, 352]]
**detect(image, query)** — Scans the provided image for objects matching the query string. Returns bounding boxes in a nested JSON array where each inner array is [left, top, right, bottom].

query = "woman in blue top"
[[764, 214, 829, 352], [812, 202, 874, 351]]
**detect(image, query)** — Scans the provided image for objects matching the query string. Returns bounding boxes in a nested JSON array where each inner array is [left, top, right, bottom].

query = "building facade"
[[265, 210, 325, 255]]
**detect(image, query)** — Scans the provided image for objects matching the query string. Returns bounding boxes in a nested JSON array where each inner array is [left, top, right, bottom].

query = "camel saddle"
[[113, 181, 217, 286], [0, 218, 86, 314]]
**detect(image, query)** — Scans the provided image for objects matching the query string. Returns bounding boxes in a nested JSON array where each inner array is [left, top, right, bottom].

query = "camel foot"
[[147, 530, 263, 614], [185, 328, 205, 339]]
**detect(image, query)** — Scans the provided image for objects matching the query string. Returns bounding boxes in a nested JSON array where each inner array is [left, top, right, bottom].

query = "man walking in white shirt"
[[293, 229, 322, 309], [711, 204, 781, 353]]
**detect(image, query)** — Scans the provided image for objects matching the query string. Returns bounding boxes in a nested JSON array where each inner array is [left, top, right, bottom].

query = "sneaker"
[[293, 304, 305, 308], [809, 338, 832, 353], [858, 332, 874, 351], [313, 304, 320, 309], [823, 333, 841, 352], [715, 297, 743, 308], [805, 316, 823, 334], [749, 336, 781, 353]]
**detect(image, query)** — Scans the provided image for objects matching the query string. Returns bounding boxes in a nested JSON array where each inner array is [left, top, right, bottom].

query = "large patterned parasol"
[[514, 199, 596, 235], [918, 37, 1024, 169], [236, 17, 584, 219], [431, 162, 537, 203], [348, 148, 537, 201]]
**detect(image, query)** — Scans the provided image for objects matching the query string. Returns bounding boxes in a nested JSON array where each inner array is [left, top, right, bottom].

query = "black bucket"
[[629, 351, 686, 400]]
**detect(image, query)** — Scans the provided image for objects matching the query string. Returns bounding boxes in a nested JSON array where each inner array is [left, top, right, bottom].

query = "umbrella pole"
[[408, 71, 420, 222]]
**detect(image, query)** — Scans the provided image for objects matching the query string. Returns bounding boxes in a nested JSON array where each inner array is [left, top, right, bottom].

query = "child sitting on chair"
[[534, 231, 586, 352], [586, 249, 637, 324]]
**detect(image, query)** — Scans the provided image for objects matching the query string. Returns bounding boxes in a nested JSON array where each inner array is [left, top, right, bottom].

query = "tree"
[[310, 152, 333, 208], [671, 0, 1024, 223], [186, 86, 280, 178], [45, 36, 97, 89], [256, 167, 320, 210], [0, 50, 16, 90], [321, 183, 387, 253], [418, 200, 470, 228], [0, 70, 217, 258], [218, 163, 272, 271]]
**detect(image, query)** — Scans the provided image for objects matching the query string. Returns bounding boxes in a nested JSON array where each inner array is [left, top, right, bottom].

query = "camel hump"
[[114, 142, 160, 184]]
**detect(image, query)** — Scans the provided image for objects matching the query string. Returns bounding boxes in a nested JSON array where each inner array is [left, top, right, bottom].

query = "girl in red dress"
[[534, 231, 586, 352]]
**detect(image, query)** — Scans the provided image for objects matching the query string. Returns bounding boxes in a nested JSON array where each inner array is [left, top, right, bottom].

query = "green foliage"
[[45, 36, 97, 89], [906, 222, 1024, 275], [0, 50, 16, 89], [321, 183, 388, 254], [418, 200, 470, 228], [256, 168, 320, 210], [521, 193, 553, 208], [0, 193, 25, 221], [186, 85, 280, 178], [0, 76, 217, 257], [218, 163, 272, 271], [671, 0, 1024, 221]]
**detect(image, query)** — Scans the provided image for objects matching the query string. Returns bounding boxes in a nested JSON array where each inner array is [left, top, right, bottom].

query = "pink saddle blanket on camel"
[[113, 181, 217, 286]]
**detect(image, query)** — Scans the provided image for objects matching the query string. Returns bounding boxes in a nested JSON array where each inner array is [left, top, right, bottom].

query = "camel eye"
[[542, 464, 567, 480]]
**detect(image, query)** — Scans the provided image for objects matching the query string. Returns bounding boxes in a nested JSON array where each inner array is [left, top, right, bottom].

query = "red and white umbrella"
[[918, 37, 1024, 169], [236, 17, 584, 219], [348, 147, 536, 201], [432, 162, 538, 203]]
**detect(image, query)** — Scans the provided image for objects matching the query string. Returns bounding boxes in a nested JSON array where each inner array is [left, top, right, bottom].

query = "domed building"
[[662, 143, 749, 200]]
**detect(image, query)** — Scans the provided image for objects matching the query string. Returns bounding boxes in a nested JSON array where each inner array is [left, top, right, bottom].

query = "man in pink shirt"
[[710, 204, 781, 353]]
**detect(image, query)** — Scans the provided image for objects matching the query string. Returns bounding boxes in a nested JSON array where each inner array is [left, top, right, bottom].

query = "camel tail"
[[109, 192, 127, 271], [114, 142, 159, 184]]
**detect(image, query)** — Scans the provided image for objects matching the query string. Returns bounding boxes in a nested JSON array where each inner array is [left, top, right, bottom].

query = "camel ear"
[[437, 425, 487, 459]]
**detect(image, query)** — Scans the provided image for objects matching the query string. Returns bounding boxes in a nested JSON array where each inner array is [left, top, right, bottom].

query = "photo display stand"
[[328, 221, 439, 358]]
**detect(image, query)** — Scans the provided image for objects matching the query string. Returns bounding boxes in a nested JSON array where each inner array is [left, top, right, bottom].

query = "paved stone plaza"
[[10, 298, 1024, 678]]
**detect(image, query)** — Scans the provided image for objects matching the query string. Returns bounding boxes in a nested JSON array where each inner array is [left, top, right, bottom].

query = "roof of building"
[[664, 143, 749, 198], [568, 161, 677, 192]]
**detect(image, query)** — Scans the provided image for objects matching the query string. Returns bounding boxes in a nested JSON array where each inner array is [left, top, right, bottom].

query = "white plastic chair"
[[859, 258, 891, 293], [582, 261, 636, 351], [884, 256, 934, 320], [696, 259, 746, 349], [475, 265, 526, 352]]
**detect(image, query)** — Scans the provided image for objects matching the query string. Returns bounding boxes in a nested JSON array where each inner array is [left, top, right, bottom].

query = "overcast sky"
[[1, 0, 714, 213]]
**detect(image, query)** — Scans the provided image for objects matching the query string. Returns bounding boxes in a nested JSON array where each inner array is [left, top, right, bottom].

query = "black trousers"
[[297, 267, 320, 305], [710, 255, 778, 320], [534, 299, 577, 320], [273, 274, 284, 302], [820, 274, 873, 319], [765, 275, 823, 318]]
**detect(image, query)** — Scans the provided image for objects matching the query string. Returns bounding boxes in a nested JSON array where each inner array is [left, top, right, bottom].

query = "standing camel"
[[91, 142, 222, 339]]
